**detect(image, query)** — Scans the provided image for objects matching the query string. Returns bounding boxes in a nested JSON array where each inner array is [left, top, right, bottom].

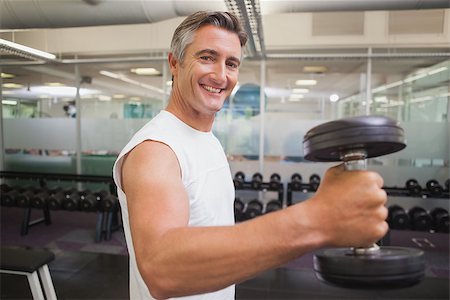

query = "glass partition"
[[1, 51, 449, 184]]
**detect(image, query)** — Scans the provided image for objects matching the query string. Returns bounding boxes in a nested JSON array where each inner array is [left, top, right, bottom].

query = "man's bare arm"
[[122, 140, 387, 299]]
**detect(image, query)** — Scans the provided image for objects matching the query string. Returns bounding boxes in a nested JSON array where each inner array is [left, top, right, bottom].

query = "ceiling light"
[[45, 82, 65, 87], [2, 100, 17, 105], [131, 68, 161, 76], [0, 38, 56, 60], [98, 95, 112, 101], [1, 73, 15, 79], [428, 67, 448, 75], [329, 94, 339, 102], [113, 94, 126, 99], [303, 66, 327, 73], [130, 97, 141, 101], [289, 94, 304, 100], [2, 83, 24, 89], [295, 79, 317, 86], [292, 88, 309, 93], [100, 70, 121, 79]]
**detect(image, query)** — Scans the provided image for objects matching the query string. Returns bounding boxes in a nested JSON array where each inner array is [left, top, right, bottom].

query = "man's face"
[[170, 24, 242, 115]]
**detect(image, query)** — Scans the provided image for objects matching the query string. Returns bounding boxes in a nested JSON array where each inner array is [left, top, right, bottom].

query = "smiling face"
[[168, 24, 242, 127]]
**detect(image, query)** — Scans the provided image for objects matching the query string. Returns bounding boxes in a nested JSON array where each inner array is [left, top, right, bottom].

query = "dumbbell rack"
[[234, 178, 284, 214], [286, 182, 317, 206], [0, 171, 119, 242]]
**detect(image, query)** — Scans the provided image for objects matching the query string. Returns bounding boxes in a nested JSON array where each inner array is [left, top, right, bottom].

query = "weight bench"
[[0, 247, 57, 300]]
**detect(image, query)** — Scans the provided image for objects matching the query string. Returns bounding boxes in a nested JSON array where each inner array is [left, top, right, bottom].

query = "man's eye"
[[227, 62, 238, 69], [200, 56, 213, 61]]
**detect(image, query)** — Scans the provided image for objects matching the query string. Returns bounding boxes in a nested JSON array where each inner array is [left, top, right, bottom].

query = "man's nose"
[[211, 62, 227, 83]]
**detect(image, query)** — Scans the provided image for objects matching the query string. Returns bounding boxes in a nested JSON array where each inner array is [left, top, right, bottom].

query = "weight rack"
[[0, 171, 119, 242]]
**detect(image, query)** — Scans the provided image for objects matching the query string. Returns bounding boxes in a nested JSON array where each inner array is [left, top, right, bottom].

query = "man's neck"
[[166, 101, 215, 132]]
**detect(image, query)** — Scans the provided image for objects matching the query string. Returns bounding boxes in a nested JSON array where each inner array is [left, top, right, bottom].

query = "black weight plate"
[[303, 115, 406, 162], [314, 246, 425, 288]]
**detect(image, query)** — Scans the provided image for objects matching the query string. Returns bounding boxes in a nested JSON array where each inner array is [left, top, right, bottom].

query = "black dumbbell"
[[1, 185, 18, 207], [388, 205, 410, 230], [408, 206, 433, 232], [233, 171, 245, 189], [309, 174, 321, 192], [30, 189, 50, 209], [265, 199, 282, 214], [80, 191, 99, 212], [445, 179, 449, 191], [290, 173, 303, 190], [15, 187, 40, 208], [47, 188, 73, 210], [234, 197, 245, 222], [251, 173, 263, 190], [100, 194, 118, 212], [430, 207, 449, 233], [244, 199, 263, 220], [426, 179, 443, 196], [269, 173, 281, 190], [303, 115, 424, 288], [405, 179, 422, 196]]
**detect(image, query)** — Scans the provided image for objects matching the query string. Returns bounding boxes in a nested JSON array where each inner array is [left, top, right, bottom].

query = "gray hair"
[[170, 11, 248, 62]]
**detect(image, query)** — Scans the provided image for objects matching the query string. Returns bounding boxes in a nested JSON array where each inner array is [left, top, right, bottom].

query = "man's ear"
[[168, 52, 178, 76]]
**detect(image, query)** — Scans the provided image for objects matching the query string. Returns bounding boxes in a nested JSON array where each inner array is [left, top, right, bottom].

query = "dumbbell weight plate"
[[303, 115, 406, 162], [314, 247, 425, 288]]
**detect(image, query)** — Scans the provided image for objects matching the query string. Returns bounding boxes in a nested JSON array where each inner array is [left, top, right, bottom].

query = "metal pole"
[[74, 63, 82, 175], [365, 47, 372, 115], [0, 66, 4, 171], [162, 56, 169, 109], [259, 60, 266, 174]]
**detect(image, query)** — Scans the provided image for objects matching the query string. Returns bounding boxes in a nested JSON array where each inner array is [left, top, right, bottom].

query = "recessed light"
[[1, 73, 15, 79], [2, 83, 23, 89], [131, 68, 161, 76], [295, 79, 317, 86], [292, 88, 309, 93]]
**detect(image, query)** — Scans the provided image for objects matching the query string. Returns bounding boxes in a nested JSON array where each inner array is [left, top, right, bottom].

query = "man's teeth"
[[202, 85, 221, 93]]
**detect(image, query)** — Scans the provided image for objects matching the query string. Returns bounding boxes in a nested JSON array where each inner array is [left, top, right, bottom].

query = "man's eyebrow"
[[194, 49, 218, 57]]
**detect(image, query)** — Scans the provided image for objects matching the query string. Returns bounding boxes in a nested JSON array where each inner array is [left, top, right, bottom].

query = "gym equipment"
[[303, 115, 424, 288], [251, 173, 263, 190], [15, 187, 39, 208], [269, 173, 281, 190], [265, 199, 282, 214], [1, 185, 18, 207], [405, 179, 422, 196], [80, 191, 98, 212], [47, 188, 73, 210], [233, 171, 246, 189], [30, 190, 50, 209], [234, 198, 245, 222], [388, 205, 410, 230], [445, 179, 449, 191], [309, 174, 321, 191], [409, 206, 433, 232], [244, 199, 263, 220], [430, 207, 449, 233], [426, 179, 443, 196], [290, 173, 303, 190]]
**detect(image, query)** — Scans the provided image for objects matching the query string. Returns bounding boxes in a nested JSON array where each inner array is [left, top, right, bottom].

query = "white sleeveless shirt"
[[113, 110, 236, 300]]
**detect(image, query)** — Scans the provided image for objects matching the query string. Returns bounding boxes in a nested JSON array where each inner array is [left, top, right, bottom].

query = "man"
[[113, 11, 388, 300]]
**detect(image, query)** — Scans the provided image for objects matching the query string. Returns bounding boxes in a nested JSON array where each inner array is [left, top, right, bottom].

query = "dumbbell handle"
[[342, 150, 380, 255]]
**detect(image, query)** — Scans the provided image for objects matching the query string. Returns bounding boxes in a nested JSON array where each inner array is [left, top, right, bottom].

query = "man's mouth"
[[201, 84, 223, 94]]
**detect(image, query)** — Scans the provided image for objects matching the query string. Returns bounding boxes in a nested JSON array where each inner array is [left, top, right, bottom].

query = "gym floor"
[[1, 207, 449, 299]]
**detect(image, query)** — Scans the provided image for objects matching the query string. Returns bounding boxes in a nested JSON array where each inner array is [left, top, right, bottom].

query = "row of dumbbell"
[[234, 171, 449, 198], [233, 171, 320, 191], [388, 205, 449, 233], [404, 179, 449, 197], [234, 198, 282, 222], [0, 184, 118, 212]]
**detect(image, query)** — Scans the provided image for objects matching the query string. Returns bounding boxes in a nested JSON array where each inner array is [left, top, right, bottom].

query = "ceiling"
[[1, 0, 449, 113]]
